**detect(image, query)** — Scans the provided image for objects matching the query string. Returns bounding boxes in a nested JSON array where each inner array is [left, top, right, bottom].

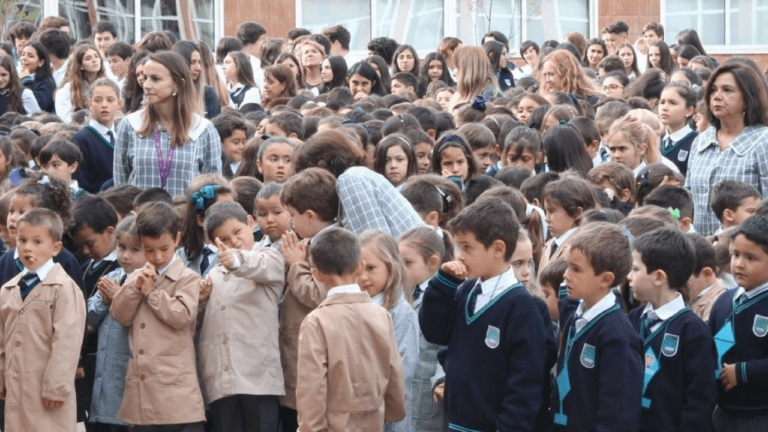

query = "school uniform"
[[296, 284, 406, 432], [229, 83, 262, 109], [538, 227, 577, 273], [203, 85, 221, 119], [20, 75, 55, 112], [496, 67, 515, 91], [53, 58, 69, 87], [661, 125, 698, 176], [0, 247, 85, 295], [110, 256, 205, 427], [0, 260, 86, 432], [0, 88, 40, 115], [198, 244, 285, 432], [87, 268, 131, 432], [551, 291, 644, 432], [177, 244, 219, 277], [691, 279, 727, 323], [419, 267, 547, 432], [708, 283, 768, 430], [72, 120, 117, 194], [628, 294, 718, 432], [372, 293, 420, 432]]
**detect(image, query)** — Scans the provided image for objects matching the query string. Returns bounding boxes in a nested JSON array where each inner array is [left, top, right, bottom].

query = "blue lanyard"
[[714, 289, 768, 377], [639, 307, 689, 409]]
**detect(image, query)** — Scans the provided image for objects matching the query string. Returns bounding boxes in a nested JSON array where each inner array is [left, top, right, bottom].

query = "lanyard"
[[154, 127, 175, 188], [638, 307, 689, 409], [553, 303, 620, 426], [714, 289, 768, 377]]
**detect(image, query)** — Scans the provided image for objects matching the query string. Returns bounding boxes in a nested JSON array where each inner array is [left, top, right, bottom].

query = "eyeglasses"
[[602, 84, 624, 91]]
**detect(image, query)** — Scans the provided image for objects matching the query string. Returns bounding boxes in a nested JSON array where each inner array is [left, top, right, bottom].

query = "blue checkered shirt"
[[686, 125, 768, 235], [114, 111, 222, 197]]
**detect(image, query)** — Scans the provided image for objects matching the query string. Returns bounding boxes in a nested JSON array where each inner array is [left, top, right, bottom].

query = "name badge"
[[754, 315, 768, 337], [485, 325, 500, 349], [661, 333, 680, 357], [580, 344, 596, 368]]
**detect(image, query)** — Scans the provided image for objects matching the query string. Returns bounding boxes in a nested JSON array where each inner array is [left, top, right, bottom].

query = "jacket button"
[[223, 367, 228, 372], [221, 306, 226, 311], [18, 310, 23, 315], [14, 341, 19, 347], [139, 349, 144, 355], [140, 323, 146, 329], [140, 375, 145, 381], [222, 339, 227, 345]]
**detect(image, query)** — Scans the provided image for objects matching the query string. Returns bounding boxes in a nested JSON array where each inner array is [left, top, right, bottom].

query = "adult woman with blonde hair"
[[114, 51, 222, 197], [449, 46, 500, 110], [539, 50, 600, 103], [299, 39, 325, 95]]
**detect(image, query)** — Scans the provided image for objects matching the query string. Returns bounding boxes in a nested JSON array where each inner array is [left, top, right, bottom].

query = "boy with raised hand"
[[627, 228, 717, 432], [419, 197, 547, 432]]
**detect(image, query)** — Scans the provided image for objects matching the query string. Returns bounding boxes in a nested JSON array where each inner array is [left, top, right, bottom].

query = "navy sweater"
[[551, 303, 644, 432], [628, 307, 717, 432], [419, 270, 547, 432], [661, 130, 697, 176], [0, 248, 85, 295], [21, 76, 54, 113], [708, 288, 768, 414], [71, 126, 115, 194]]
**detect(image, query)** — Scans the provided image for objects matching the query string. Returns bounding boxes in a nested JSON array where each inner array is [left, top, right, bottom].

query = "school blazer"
[[198, 245, 286, 404], [0, 264, 86, 432], [279, 245, 329, 409], [296, 292, 406, 432], [690, 279, 727, 323], [110, 258, 205, 426]]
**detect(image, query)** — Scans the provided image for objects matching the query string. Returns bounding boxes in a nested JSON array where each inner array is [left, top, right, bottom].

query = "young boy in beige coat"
[[198, 202, 285, 432], [296, 227, 406, 432], [111, 202, 205, 432], [0, 209, 86, 432]]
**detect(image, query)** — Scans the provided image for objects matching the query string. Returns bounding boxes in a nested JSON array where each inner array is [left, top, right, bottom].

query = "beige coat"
[[110, 258, 205, 425], [538, 236, 571, 273], [279, 255, 328, 409], [297, 292, 406, 432], [198, 246, 286, 404], [0, 264, 86, 432], [690, 279, 727, 322]]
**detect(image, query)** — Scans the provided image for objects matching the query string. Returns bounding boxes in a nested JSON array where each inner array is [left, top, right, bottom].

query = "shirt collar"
[[477, 266, 518, 295], [575, 291, 616, 324], [70, 180, 80, 195], [736, 279, 768, 301], [88, 118, 114, 135], [92, 249, 118, 268], [157, 255, 177, 276], [22, 258, 55, 281], [641, 293, 686, 321], [556, 227, 578, 246], [371, 292, 384, 306], [633, 160, 647, 177], [327, 283, 362, 298], [664, 125, 693, 143], [206, 243, 219, 254]]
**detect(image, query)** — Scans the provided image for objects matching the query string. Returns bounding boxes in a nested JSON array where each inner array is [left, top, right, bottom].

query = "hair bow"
[[668, 207, 681, 223], [639, 171, 650, 189], [558, 119, 568, 125], [191, 184, 221, 212], [472, 96, 489, 111], [435, 185, 454, 210]]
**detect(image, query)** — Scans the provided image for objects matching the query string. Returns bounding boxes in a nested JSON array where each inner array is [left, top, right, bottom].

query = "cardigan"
[[20, 75, 54, 113], [72, 125, 115, 194]]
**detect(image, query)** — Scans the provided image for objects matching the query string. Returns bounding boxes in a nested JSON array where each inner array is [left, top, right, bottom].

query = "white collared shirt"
[[22, 258, 56, 281], [88, 119, 116, 144], [327, 283, 362, 298], [90, 249, 118, 271], [641, 293, 686, 332], [229, 82, 262, 108], [157, 255, 177, 277], [633, 160, 647, 177], [574, 291, 617, 332], [52, 58, 69, 87], [70, 180, 81, 196], [663, 125, 694, 146], [556, 227, 577, 248], [735, 280, 768, 302], [230, 161, 240, 174], [474, 266, 518, 312]]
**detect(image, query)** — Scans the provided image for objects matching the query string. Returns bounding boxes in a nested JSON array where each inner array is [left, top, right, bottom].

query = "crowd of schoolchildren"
[[0, 11, 766, 432]]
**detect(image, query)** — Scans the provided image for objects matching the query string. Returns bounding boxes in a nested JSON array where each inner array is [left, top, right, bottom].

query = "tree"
[[0, 0, 39, 43]]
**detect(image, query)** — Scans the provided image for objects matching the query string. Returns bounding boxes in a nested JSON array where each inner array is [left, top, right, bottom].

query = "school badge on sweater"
[[754, 315, 768, 337], [580, 344, 596, 368], [661, 333, 680, 357], [485, 325, 500, 349]]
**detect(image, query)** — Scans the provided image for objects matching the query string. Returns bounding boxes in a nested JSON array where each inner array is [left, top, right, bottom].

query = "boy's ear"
[[494, 144, 502, 156], [424, 210, 440, 227], [491, 238, 506, 259], [532, 198, 541, 208], [702, 266, 716, 279], [620, 188, 632, 203], [288, 132, 298, 139], [588, 139, 600, 152], [305, 209, 317, 223], [574, 206, 584, 220], [653, 269, 668, 286], [679, 217, 693, 232], [599, 270, 616, 289], [355, 259, 366, 278], [426, 129, 436, 140], [105, 226, 115, 238], [246, 214, 255, 229], [722, 209, 735, 224], [68, 161, 79, 175]]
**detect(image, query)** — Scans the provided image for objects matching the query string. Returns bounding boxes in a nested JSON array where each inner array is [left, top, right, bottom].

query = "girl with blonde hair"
[[449, 46, 500, 110], [604, 115, 678, 176], [539, 50, 600, 101]]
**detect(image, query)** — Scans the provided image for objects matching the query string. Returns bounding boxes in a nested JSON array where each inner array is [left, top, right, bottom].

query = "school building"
[[31, 0, 768, 69]]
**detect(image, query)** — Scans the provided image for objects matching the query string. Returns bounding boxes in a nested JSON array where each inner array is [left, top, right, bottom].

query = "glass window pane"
[[98, 0, 136, 43], [59, 0, 135, 43], [472, 0, 522, 48], [377, 0, 443, 52], [301, 0, 371, 51], [59, 0, 92, 42], [141, 0, 181, 41], [701, 13, 725, 45], [730, 2, 760, 45]]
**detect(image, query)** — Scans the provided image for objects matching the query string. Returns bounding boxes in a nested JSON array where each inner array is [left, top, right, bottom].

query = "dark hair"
[[373, 133, 417, 184], [123, 51, 150, 113], [687, 233, 717, 277], [519, 40, 540, 58], [367, 37, 399, 65], [543, 125, 593, 177], [625, 68, 667, 102], [323, 56, 348, 92], [9, 21, 35, 44], [365, 55, 392, 93], [24, 42, 55, 87], [597, 55, 624, 74], [37, 28, 71, 60], [18, 208, 63, 242], [647, 41, 675, 75], [136, 201, 179, 238], [39, 140, 83, 170], [16, 173, 73, 227], [236, 21, 267, 46], [495, 166, 532, 189], [671, 67, 703, 87], [463, 176, 503, 206], [634, 228, 695, 290], [229, 177, 262, 215], [215, 37, 243, 64], [105, 41, 133, 60], [182, 176, 233, 260], [644, 185, 694, 221], [311, 227, 361, 275], [212, 113, 248, 141], [281, 167, 338, 222], [521, 171, 560, 205], [288, 28, 312, 42], [676, 29, 707, 56], [431, 133, 477, 181], [570, 222, 632, 283], [676, 45, 701, 64], [100, 184, 142, 219], [543, 177, 597, 221], [137, 32, 173, 53], [93, 20, 117, 37], [449, 196, 520, 261], [348, 61, 387, 97], [391, 44, 420, 75], [643, 22, 665, 38], [711, 179, 761, 222], [458, 123, 495, 151], [419, 52, 455, 87], [400, 174, 464, 226], [483, 40, 508, 74], [204, 201, 249, 242], [502, 125, 544, 171], [0, 56, 23, 113], [72, 194, 118, 234], [604, 20, 629, 35], [322, 24, 351, 50], [539, 256, 567, 289], [227, 51, 258, 88], [583, 38, 607, 67], [706, 63, 768, 129], [392, 72, 419, 91], [569, 116, 601, 148], [133, 187, 173, 210]]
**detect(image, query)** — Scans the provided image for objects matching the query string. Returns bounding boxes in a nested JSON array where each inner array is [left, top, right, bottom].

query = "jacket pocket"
[[154, 355, 186, 386], [230, 333, 264, 377]]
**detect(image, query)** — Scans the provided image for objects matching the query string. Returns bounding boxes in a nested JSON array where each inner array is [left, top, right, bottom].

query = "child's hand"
[[199, 276, 213, 303], [18, 67, 30, 79], [353, 91, 368, 102], [97, 278, 121, 304], [720, 363, 738, 391], [282, 231, 307, 267], [135, 263, 156, 296], [42, 398, 63, 409], [433, 383, 445, 402], [441, 261, 467, 279], [216, 238, 236, 269]]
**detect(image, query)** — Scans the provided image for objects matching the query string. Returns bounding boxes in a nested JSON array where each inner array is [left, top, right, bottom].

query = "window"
[[60, 0, 136, 43], [663, 0, 768, 47]]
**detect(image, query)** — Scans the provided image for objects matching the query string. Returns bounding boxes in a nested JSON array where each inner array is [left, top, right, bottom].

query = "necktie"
[[550, 241, 559, 259], [19, 272, 39, 300], [106, 130, 115, 146], [119, 274, 128, 285], [413, 285, 423, 301], [466, 282, 484, 315], [642, 313, 662, 338], [664, 137, 673, 150], [735, 293, 750, 308], [200, 247, 215, 275]]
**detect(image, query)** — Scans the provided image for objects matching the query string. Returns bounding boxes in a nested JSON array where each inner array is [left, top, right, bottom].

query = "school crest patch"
[[580, 344, 596, 368], [753, 315, 768, 337], [661, 333, 679, 357], [677, 150, 689, 162], [485, 325, 500, 349]]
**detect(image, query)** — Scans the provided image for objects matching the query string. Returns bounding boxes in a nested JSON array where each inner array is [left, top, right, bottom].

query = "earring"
[[173, 92, 177, 97]]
